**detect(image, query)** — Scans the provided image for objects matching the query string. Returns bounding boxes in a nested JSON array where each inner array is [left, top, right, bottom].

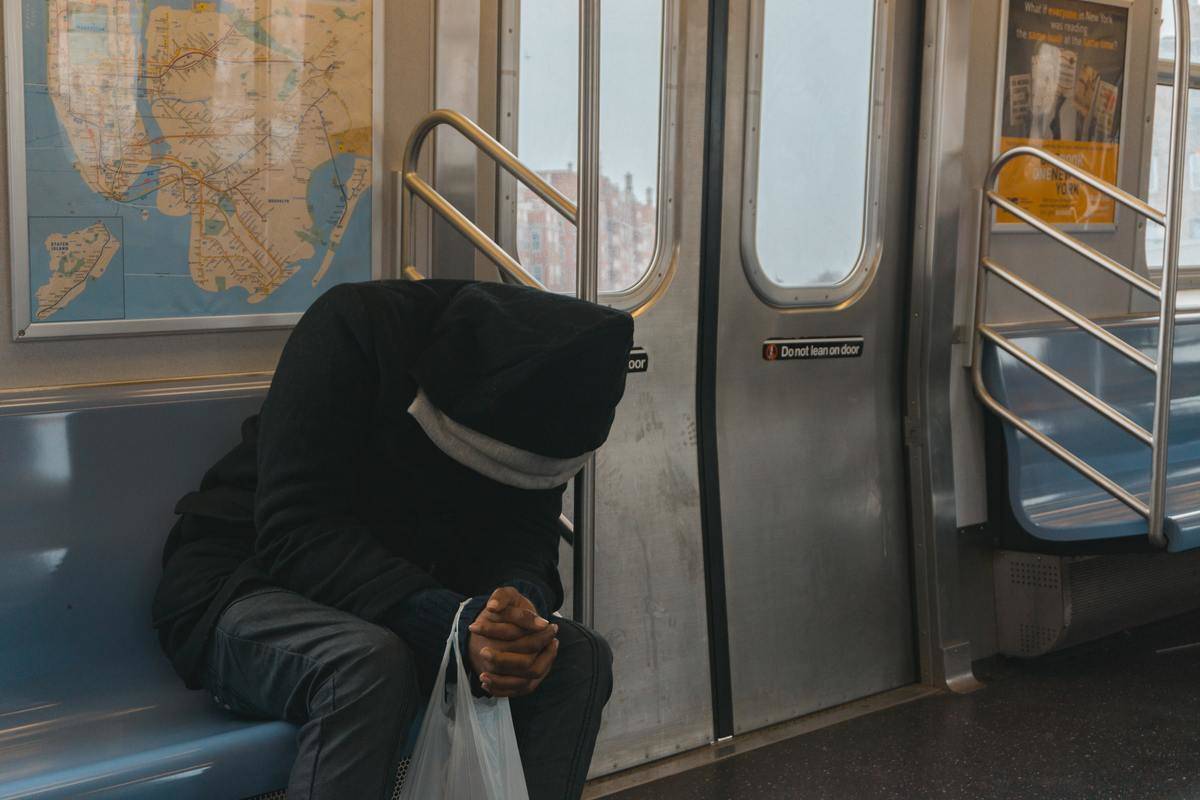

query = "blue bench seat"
[[0, 392, 295, 799], [0, 690, 294, 799], [981, 317, 1200, 553]]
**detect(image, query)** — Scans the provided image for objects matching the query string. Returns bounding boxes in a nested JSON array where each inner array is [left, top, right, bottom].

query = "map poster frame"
[[991, 0, 1132, 233], [6, 0, 384, 341]]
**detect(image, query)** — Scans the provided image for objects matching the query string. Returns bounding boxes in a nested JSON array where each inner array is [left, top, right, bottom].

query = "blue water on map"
[[19, 0, 373, 328]]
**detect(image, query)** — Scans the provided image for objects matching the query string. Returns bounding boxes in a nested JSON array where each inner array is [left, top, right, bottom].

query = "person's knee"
[[326, 625, 419, 717], [591, 630, 614, 703], [553, 619, 614, 704]]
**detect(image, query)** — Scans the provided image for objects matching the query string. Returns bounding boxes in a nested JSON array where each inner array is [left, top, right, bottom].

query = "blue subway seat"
[[981, 318, 1200, 553], [0, 394, 295, 799]]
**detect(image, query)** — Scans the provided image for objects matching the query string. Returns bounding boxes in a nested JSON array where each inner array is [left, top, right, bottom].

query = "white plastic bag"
[[399, 600, 531, 800]]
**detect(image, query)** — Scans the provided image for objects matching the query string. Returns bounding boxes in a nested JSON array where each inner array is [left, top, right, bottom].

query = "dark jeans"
[[202, 587, 613, 800]]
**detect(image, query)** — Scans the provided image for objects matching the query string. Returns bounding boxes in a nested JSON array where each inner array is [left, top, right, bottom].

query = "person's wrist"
[[458, 596, 489, 693]]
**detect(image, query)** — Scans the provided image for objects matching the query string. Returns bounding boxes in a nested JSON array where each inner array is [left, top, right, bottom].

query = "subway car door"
[[708, 0, 921, 733], [490, 0, 715, 774]]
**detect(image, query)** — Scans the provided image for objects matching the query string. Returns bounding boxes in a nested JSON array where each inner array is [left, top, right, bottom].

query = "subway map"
[[19, 0, 374, 328]]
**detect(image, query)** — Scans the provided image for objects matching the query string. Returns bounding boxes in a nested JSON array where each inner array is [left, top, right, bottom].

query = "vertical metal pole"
[[576, 0, 601, 320], [1149, 0, 1190, 548], [400, 169, 414, 276], [395, 171, 406, 278], [573, 0, 601, 627], [971, 189, 993, 386], [399, 120, 430, 278]]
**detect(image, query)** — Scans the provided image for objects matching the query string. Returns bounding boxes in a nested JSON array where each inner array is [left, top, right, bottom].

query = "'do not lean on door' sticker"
[[762, 337, 864, 362], [628, 347, 649, 373]]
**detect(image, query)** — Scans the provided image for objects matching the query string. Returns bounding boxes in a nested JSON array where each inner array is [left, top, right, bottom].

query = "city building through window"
[[514, 0, 665, 295]]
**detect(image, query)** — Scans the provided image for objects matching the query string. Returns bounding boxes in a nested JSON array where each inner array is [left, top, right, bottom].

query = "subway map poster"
[[8, 0, 378, 338]]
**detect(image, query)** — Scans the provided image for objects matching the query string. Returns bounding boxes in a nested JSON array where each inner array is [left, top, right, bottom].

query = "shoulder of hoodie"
[[288, 280, 475, 375], [301, 279, 474, 334]]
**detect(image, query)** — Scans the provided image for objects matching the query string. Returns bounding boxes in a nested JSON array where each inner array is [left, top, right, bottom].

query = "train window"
[[1146, 1, 1200, 271], [1146, 91, 1200, 271], [509, 0, 668, 298], [1158, 1, 1200, 60], [741, 0, 887, 306]]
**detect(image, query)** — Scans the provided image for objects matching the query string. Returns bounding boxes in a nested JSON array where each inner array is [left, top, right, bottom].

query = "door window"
[[512, 0, 668, 297], [741, 0, 886, 306]]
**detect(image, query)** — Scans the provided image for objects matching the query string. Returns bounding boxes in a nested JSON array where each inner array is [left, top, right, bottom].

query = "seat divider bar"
[[981, 325, 1154, 446], [987, 193, 1161, 300], [982, 258, 1158, 374], [971, 371, 1151, 519], [987, 145, 1166, 225]]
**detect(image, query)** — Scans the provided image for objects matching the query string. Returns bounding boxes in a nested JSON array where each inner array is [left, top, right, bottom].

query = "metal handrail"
[[980, 257, 1157, 372], [970, 2, 1190, 548], [978, 324, 1152, 446], [987, 145, 1167, 224], [397, 108, 577, 290], [987, 191, 1160, 298]]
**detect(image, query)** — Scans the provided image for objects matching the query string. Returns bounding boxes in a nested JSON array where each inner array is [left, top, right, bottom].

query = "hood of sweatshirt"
[[411, 281, 634, 465]]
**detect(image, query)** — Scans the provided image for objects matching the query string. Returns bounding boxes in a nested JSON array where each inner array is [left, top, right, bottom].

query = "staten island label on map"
[[10, 0, 378, 337]]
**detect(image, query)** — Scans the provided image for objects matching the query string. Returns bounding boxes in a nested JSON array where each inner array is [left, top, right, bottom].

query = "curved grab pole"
[[402, 109, 577, 221], [397, 108, 577, 289], [971, 1, 1190, 549]]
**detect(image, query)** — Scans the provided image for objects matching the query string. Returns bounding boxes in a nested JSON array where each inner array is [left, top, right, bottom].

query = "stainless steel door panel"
[[583, 0, 714, 774], [715, 0, 920, 734], [592, 310, 711, 771]]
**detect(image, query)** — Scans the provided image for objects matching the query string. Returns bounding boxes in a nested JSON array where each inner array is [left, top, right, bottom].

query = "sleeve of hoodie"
[[254, 285, 458, 656], [378, 478, 567, 690], [475, 496, 565, 617]]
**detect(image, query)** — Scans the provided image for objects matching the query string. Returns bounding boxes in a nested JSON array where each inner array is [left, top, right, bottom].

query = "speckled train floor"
[[609, 609, 1200, 800]]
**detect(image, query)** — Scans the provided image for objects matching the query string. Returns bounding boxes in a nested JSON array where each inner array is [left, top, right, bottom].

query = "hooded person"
[[152, 279, 634, 800]]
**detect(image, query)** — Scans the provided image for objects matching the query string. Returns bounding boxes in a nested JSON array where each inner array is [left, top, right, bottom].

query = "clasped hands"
[[467, 586, 559, 698]]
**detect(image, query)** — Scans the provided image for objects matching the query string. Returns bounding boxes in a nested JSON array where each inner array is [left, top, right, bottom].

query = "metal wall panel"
[[586, 0, 714, 774], [713, 0, 919, 735], [432, 0, 483, 281], [387, 0, 436, 280], [428, 1, 503, 285], [907, 0, 996, 683]]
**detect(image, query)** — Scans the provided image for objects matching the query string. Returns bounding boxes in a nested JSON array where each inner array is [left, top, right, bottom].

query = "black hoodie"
[[152, 279, 634, 688]]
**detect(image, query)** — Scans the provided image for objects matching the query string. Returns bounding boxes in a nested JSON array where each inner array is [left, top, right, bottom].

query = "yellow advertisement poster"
[[996, 0, 1128, 227]]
